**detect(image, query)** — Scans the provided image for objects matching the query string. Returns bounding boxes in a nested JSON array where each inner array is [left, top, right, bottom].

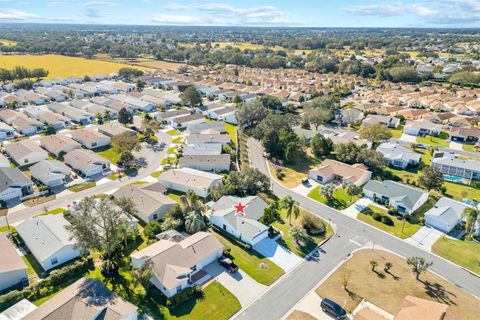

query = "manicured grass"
[[162, 157, 176, 166], [164, 281, 241, 320], [357, 205, 421, 239], [224, 123, 237, 146], [172, 137, 183, 144], [167, 146, 177, 154], [316, 249, 480, 318], [268, 161, 307, 188], [389, 125, 404, 139], [273, 209, 333, 257], [308, 186, 359, 210], [444, 181, 480, 201], [68, 182, 96, 192], [97, 147, 121, 164], [23, 253, 44, 277], [166, 190, 183, 202], [432, 236, 480, 275], [107, 172, 123, 180], [166, 129, 180, 136], [0, 54, 149, 79], [462, 144, 476, 152], [415, 132, 449, 148], [151, 171, 162, 178], [38, 208, 67, 216], [213, 231, 284, 286]]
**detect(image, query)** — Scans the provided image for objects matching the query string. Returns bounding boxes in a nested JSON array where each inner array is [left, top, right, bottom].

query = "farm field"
[[181, 41, 313, 55], [95, 54, 184, 70], [0, 54, 150, 79]]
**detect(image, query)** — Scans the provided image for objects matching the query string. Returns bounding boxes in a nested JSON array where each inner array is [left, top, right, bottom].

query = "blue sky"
[[0, 1, 479, 27]]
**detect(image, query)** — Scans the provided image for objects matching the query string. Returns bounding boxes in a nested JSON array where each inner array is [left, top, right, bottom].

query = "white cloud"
[[0, 9, 38, 20], [344, 1, 480, 25], [84, 1, 117, 7], [160, 2, 299, 26], [152, 14, 208, 25]]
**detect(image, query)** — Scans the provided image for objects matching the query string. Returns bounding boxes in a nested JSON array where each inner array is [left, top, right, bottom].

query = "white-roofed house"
[[0, 233, 28, 291], [5, 140, 48, 166], [206, 195, 269, 246], [16, 215, 81, 271], [424, 197, 473, 233], [376, 142, 421, 169], [29, 160, 71, 187], [157, 167, 223, 198]]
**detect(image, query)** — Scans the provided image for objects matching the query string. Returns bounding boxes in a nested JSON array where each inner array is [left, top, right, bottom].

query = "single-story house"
[[403, 120, 442, 137], [206, 106, 237, 124], [362, 114, 401, 128], [431, 152, 480, 181], [40, 134, 81, 157], [171, 113, 205, 129], [0, 167, 33, 201], [64, 149, 110, 177], [0, 153, 10, 168], [22, 278, 138, 320], [70, 129, 111, 149], [155, 109, 191, 122], [16, 215, 81, 271], [97, 123, 136, 138], [363, 180, 429, 214], [114, 183, 177, 223], [340, 108, 364, 125], [178, 154, 231, 172], [10, 116, 44, 136], [186, 122, 226, 135], [424, 197, 472, 233], [309, 159, 372, 186], [0, 233, 28, 291], [183, 143, 223, 156], [157, 167, 223, 198], [449, 127, 480, 144], [206, 196, 269, 246], [186, 134, 231, 147], [130, 232, 223, 298], [5, 140, 48, 166], [29, 160, 71, 187], [376, 142, 421, 169], [0, 122, 15, 141], [38, 112, 71, 130]]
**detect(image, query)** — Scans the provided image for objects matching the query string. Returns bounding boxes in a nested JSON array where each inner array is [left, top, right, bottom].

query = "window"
[[317, 175, 323, 182], [24, 159, 29, 164], [92, 142, 97, 147], [222, 224, 226, 230], [51, 257, 58, 265], [176, 285, 182, 294], [191, 265, 197, 272], [153, 214, 158, 220]]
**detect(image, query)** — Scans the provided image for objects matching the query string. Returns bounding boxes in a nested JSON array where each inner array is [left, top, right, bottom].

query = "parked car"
[[218, 257, 239, 273], [321, 298, 347, 319]]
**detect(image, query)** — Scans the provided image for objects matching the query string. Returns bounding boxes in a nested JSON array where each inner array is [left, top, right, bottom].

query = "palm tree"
[[321, 184, 335, 200], [179, 190, 204, 214], [462, 208, 479, 239], [141, 114, 161, 142], [346, 183, 362, 202], [288, 225, 307, 246], [280, 195, 300, 225], [185, 211, 206, 234]]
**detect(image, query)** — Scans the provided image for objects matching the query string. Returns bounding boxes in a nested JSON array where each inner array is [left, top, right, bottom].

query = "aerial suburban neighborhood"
[[0, 2, 480, 320]]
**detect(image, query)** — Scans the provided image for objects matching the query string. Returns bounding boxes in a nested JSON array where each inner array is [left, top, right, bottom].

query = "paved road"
[[1, 131, 171, 226], [235, 138, 480, 320]]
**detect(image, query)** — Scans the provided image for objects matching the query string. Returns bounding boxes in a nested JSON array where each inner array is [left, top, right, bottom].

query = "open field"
[[95, 54, 184, 71], [0, 39, 16, 47], [0, 54, 150, 79], [181, 42, 313, 55], [432, 236, 480, 275], [316, 249, 480, 319]]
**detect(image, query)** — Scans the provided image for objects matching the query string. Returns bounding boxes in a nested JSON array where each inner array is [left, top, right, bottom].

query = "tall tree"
[[236, 100, 268, 129], [180, 86, 202, 107], [141, 113, 161, 142], [289, 225, 307, 245], [346, 183, 362, 202], [184, 211, 206, 234], [406, 257, 433, 281], [419, 167, 444, 192], [321, 184, 336, 200], [179, 190, 204, 214], [112, 132, 141, 154], [359, 124, 392, 146], [280, 195, 300, 225], [118, 107, 133, 124], [462, 208, 479, 238], [311, 134, 334, 157]]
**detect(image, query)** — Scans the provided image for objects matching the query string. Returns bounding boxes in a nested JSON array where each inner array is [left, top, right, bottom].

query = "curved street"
[[234, 138, 480, 320]]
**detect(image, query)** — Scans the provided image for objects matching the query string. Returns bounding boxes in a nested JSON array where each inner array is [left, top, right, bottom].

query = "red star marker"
[[234, 201, 247, 216]]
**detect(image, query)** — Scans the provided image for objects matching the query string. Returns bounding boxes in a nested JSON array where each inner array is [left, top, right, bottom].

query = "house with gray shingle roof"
[[363, 180, 429, 214], [29, 160, 71, 187], [5, 140, 48, 166], [431, 152, 480, 181], [376, 142, 421, 169], [178, 154, 231, 172], [206, 196, 269, 246], [0, 233, 28, 291], [16, 215, 81, 271], [424, 197, 473, 233], [0, 167, 33, 201]]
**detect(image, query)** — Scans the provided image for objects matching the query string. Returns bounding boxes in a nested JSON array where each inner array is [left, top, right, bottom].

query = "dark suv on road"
[[218, 257, 239, 273], [321, 298, 347, 319]]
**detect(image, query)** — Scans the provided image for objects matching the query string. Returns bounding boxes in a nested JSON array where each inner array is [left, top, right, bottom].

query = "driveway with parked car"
[[204, 261, 267, 307]]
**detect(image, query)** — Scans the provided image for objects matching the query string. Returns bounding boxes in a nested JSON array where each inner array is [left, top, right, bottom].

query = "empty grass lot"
[[432, 236, 480, 275], [273, 209, 333, 257], [308, 186, 359, 210], [316, 249, 480, 319], [68, 182, 96, 192], [268, 161, 307, 188], [213, 230, 284, 286], [0, 54, 149, 79], [357, 205, 421, 239], [224, 123, 237, 146]]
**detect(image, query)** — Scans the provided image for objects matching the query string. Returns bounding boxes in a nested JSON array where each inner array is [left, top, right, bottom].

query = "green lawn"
[[68, 182, 96, 192], [167, 146, 177, 154], [389, 125, 404, 139], [172, 137, 183, 144], [166, 129, 180, 136], [308, 186, 359, 210], [164, 281, 241, 320], [357, 205, 421, 239], [38, 208, 67, 216], [432, 236, 480, 275], [23, 253, 44, 277], [166, 190, 183, 202], [462, 144, 476, 152], [273, 209, 333, 257], [415, 131, 449, 148], [151, 171, 162, 178], [444, 181, 480, 201], [213, 231, 284, 286], [97, 147, 121, 164], [224, 123, 237, 146], [162, 157, 176, 166]]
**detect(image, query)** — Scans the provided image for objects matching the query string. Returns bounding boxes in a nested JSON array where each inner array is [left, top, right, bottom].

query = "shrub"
[[166, 285, 203, 308], [144, 220, 162, 239], [372, 212, 382, 221], [302, 214, 326, 236], [380, 215, 394, 226]]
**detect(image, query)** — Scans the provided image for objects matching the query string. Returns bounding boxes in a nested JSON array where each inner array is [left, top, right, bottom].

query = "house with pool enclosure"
[[431, 152, 480, 185]]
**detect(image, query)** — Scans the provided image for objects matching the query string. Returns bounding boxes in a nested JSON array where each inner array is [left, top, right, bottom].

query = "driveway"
[[449, 141, 464, 151], [285, 291, 344, 320], [204, 262, 267, 307], [341, 198, 374, 219], [291, 179, 319, 196], [404, 226, 444, 251], [254, 238, 302, 272]]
